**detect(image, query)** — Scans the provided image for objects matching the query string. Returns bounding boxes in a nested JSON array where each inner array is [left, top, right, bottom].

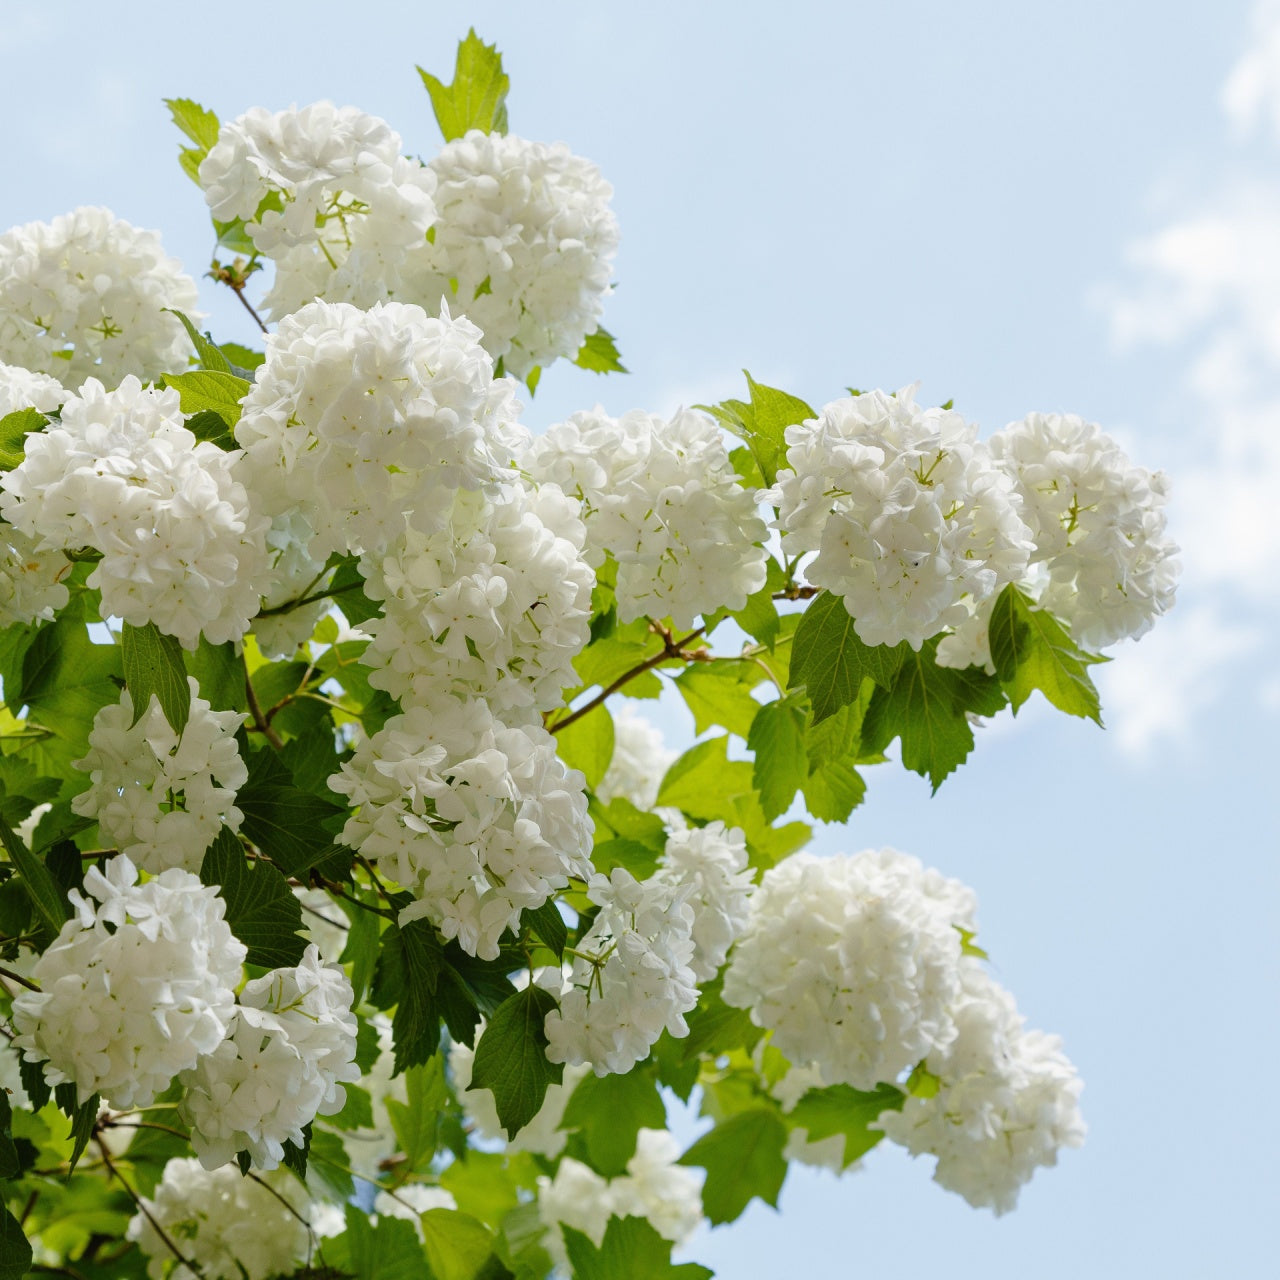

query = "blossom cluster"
[[537, 1129, 704, 1268], [545, 867, 699, 1075], [523, 406, 768, 628], [72, 679, 247, 874], [0, 376, 269, 647]]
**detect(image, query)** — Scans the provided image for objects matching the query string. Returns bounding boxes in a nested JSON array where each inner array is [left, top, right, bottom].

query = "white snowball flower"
[[400, 129, 619, 379], [0, 523, 68, 626], [523, 406, 768, 628], [875, 961, 1086, 1214], [127, 1158, 314, 1280], [545, 868, 698, 1076], [654, 821, 755, 981], [11, 854, 245, 1108], [0, 207, 197, 384], [773, 387, 1034, 649], [988, 412, 1179, 650], [0, 360, 65, 416], [595, 703, 675, 810], [0, 376, 270, 647], [360, 477, 594, 714], [722, 849, 977, 1092], [234, 299, 513, 561], [294, 885, 349, 964], [180, 945, 359, 1171], [450, 1036, 590, 1158], [72, 679, 246, 875], [199, 102, 437, 322], [538, 1128, 703, 1269], [331, 694, 593, 961]]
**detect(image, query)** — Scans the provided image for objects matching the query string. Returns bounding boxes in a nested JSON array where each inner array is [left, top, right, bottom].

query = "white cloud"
[[1223, 0, 1280, 138]]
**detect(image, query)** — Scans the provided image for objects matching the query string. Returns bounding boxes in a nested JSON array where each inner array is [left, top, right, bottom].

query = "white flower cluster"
[[180, 945, 359, 1171], [773, 388, 1034, 649], [128, 1158, 314, 1280], [545, 868, 698, 1076], [0, 207, 197, 385], [538, 1129, 703, 1269], [72, 680, 246, 874], [875, 962, 1086, 1214], [595, 704, 676, 810], [449, 1037, 591, 1158], [234, 299, 510, 562], [11, 855, 245, 1108], [360, 478, 594, 714], [655, 821, 755, 982], [405, 130, 619, 379], [988, 412, 1179, 651], [0, 376, 270, 647], [199, 102, 437, 321], [722, 849, 977, 1091], [332, 696, 593, 960], [523, 407, 768, 628], [0, 359, 64, 416]]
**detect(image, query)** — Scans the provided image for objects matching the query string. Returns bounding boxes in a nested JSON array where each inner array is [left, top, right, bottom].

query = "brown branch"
[[94, 1134, 205, 1277], [550, 622, 707, 734], [772, 585, 820, 600], [244, 655, 284, 750], [0, 965, 39, 992]]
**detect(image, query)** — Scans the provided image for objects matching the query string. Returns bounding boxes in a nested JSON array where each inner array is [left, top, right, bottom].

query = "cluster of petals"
[[128, 1157, 315, 1280], [522, 406, 768, 628], [773, 387, 1034, 649], [537, 1128, 704, 1268], [233, 299, 511, 561], [359, 477, 594, 714], [654, 820, 755, 981], [11, 854, 245, 1108], [449, 1035, 590, 1158], [544, 868, 698, 1075], [722, 848, 977, 1091], [595, 702, 676, 810], [988, 412, 1179, 650], [0, 376, 270, 647], [0, 207, 197, 384], [875, 961, 1086, 1214], [330, 694, 593, 961], [199, 102, 437, 321], [72, 679, 246, 874], [179, 945, 359, 1171], [400, 129, 619, 379]]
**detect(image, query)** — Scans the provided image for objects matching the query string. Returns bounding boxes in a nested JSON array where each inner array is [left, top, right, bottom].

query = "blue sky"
[[3, 2, 1277, 1275]]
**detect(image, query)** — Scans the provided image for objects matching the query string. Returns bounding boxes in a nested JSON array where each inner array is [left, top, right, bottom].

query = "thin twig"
[[550, 622, 707, 734], [0, 965, 39, 992], [95, 1134, 205, 1278], [226, 280, 269, 335], [244, 655, 284, 751]]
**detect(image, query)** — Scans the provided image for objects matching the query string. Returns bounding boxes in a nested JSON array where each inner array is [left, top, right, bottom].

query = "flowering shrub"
[[0, 31, 1176, 1280]]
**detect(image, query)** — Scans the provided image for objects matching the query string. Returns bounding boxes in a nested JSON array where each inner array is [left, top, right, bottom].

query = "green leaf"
[[732, 580, 782, 649], [678, 1107, 788, 1225], [199, 827, 307, 968], [327, 555, 383, 627], [418, 29, 510, 141], [305, 1127, 356, 1203], [563, 1217, 713, 1280], [522, 899, 567, 962], [786, 1083, 904, 1169], [121, 622, 190, 734], [470, 986, 562, 1139], [573, 328, 628, 374], [679, 978, 762, 1063], [164, 97, 220, 182], [988, 584, 1105, 723], [789, 590, 906, 723], [372, 918, 446, 1073], [0, 407, 47, 471], [748, 697, 808, 821], [708, 374, 814, 487], [674, 664, 763, 739], [327, 1205, 427, 1280], [183, 637, 247, 712], [165, 308, 231, 373], [560, 1065, 666, 1177], [0, 813, 69, 935], [861, 638, 1005, 790], [183, 409, 236, 450], [656, 736, 754, 821], [420, 1208, 497, 1280], [0, 1203, 32, 1280], [386, 1054, 448, 1172], [63, 1088, 100, 1174], [801, 757, 866, 823], [589, 836, 662, 881], [236, 746, 345, 878], [161, 369, 250, 427], [0, 1092, 19, 1179], [219, 341, 264, 372], [281, 1121, 311, 1181], [554, 706, 615, 790]]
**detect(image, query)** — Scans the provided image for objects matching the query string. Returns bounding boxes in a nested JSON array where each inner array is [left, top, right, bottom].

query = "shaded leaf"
[[563, 1217, 712, 1280], [470, 986, 562, 1138], [787, 1083, 904, 1169], [560, 1065, 665, 1177], [200, 827, 307, 968], [678, 1107, 788, 1224], [121, 622, 190, 735]]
